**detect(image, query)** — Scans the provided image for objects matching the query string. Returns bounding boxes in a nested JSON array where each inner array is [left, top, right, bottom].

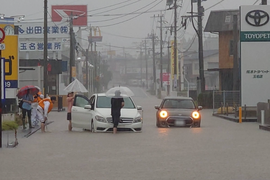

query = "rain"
[[1, 0, 270, 180]]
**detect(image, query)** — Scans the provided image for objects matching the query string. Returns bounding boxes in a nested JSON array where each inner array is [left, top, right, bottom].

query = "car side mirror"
[[198, 106, 202, 110], [84, 105, 92, 109], [154, 105, 160, 109], [137, 106, 142, 110]]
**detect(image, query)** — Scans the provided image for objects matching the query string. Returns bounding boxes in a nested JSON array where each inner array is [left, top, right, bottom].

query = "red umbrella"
[[17, 85, 40, 98]]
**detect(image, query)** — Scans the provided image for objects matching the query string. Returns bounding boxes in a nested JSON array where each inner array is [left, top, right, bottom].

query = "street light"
[[0, 14, 5, 20], [10, 15, 25, 22]]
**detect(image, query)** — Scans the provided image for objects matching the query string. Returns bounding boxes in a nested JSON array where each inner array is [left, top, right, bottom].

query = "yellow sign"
[[2, 36, 18, 88], [0, 23, 18, 88], [170, 40, 179, 79]]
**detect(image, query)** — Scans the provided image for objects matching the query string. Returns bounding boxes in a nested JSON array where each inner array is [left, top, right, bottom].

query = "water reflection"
[[158, 128, 169, 136], [191, 127, 202, 134]]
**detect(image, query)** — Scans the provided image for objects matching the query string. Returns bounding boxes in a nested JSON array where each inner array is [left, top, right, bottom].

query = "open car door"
[[71, 94, 92, 129]]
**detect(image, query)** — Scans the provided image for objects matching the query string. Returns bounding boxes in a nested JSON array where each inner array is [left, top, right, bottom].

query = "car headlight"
[[133, 116, 142, 123], [159, 110, 168, 118], [192, 111, 200, 119], [95, 115, 107, 123]]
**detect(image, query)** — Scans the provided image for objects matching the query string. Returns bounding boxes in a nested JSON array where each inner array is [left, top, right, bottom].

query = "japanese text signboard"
[[240, 6, 270, 106]]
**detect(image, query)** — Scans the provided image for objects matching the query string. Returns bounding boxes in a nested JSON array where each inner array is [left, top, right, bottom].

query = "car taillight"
[[159, 110, 168, 118], [192, 111, 200, 119]]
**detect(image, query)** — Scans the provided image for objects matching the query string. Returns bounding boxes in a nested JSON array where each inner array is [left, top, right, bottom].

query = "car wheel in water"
[[193, 122, 201, 128], [156, 119, 161, 128]]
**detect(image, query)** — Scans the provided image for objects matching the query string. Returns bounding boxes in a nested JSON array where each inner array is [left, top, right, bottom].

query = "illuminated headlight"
[[192, 111, 200, 119], [159, 110, 168, 118], [133, 116, 142, 123], [95, 115, 107, 123]]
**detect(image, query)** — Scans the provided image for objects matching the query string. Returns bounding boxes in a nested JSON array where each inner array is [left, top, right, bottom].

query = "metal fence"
[[212, 90, 240, 115]]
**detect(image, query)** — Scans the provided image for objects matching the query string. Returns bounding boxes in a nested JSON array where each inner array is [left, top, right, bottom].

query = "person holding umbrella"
[[111, 90, 125, 134], [21, 89, 34, 129], [17, 85, 40, 129]]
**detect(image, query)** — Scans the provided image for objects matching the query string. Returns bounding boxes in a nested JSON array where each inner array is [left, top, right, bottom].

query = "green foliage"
[[2, 121, 19, 131]]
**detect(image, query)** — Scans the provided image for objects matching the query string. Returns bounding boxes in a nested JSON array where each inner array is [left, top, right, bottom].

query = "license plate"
[[175, 121, 185, 126]]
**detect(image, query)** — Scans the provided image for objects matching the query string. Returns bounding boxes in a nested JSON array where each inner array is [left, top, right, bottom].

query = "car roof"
[[163, 96, 193, 100]]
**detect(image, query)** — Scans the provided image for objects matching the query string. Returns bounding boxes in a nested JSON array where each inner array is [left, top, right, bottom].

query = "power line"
[[98, 0, 164, 27], [88, 0, 135, 14], [89, 0, 160, 23], [91, 0, 142, 16]]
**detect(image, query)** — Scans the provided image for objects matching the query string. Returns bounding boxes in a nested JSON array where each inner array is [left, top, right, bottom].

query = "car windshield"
[[96, 96, 136, 109], [162, 99, 195, 109]]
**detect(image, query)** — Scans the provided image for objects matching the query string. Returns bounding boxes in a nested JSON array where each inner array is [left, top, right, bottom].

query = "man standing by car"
[[111, 90, 124, 134], [67, 92, 76, 131]]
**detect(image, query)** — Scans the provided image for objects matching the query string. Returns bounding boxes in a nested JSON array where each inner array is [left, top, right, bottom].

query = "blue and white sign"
[[19, 41, 62, 51], [16, 22, 69, 38], [1, 58, 5, 101]]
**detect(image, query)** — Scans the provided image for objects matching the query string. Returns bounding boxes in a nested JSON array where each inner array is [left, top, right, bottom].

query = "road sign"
[[0, 44, 5, 50], [0, 28, 5, 43]]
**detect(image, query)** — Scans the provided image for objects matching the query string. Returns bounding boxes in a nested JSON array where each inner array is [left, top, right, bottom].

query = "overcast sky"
[[0, 0, 265, 55]]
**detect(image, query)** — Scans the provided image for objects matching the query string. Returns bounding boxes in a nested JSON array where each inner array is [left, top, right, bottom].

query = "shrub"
[[2, 121, 19, 131]]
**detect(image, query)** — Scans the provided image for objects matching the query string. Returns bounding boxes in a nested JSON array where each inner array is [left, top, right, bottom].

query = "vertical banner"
[[170, 40, 179, 80]]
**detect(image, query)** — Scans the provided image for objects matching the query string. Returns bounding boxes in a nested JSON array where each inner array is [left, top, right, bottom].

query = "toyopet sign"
[[240, 5, 270, 106]]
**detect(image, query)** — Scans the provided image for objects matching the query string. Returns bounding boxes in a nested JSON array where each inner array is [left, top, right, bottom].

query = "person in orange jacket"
[[31, 91, 44, 127], [37, 96, 56, 133]]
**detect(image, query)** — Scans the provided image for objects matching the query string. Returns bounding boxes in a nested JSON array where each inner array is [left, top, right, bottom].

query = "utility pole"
[[144, 40, 148, 89], [140, 46, 143, 86], [173, 0, 177, 90], [123, 47, 127, 75], [159, 12, 163, 91], [197, 0, 205, 93], [167, 40, 171, 96], [85, 46, 89, 92], [233, 15, 239, 103], [69, 13, 75, 83], [94, 42, 98, 92], [151, 32, 157, 95], [262, 0, 267, 5], [44, 0, 48, 96]]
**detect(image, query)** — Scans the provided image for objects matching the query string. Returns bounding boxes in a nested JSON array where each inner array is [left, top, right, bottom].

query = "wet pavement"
[[1, 88, 270, 180]]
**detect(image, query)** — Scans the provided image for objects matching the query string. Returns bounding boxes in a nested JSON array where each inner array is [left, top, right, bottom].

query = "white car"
[[71, 93, 143, 132]]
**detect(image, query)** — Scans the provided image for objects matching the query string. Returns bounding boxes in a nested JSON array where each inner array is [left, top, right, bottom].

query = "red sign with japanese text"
[[51, 5, 88, 26]]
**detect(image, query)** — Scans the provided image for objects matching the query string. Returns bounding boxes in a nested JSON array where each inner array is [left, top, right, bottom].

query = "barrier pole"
[[261, 110, 265, 126], [239, 107, 242, 123]]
